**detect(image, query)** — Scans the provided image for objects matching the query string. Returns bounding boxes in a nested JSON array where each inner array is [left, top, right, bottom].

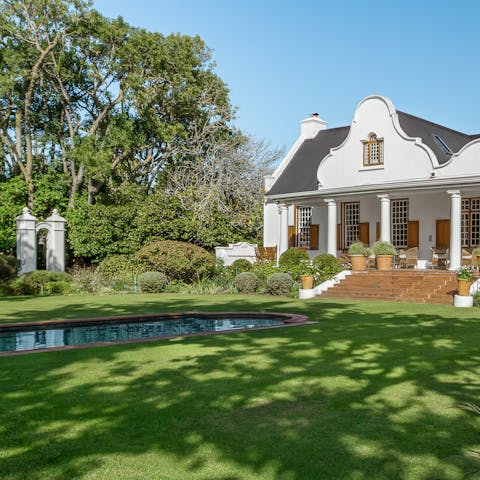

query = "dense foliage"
[[0, 0, 281, 262], [312, 254, 343, 281], [135, 240, 215, 283], [138, 272, 169, 293]]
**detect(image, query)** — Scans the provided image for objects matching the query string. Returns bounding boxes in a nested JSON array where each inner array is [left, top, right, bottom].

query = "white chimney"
[[300, 113, 327, 139]]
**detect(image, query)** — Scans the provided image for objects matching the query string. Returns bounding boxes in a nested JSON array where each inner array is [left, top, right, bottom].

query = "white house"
[[264, 95, 480, 270]]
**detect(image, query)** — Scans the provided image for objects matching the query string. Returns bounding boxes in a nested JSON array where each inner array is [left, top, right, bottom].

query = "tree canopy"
[[0, 0, 281, 259]]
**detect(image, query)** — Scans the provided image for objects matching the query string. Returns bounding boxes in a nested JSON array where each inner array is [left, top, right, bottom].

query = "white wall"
[[317, 96, 437, 190]]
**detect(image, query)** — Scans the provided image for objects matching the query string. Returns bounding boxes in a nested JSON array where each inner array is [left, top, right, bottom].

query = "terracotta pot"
[[376, 255, 393, 271], [458, 278, 472, 296], [350, 255, 367, 271], [301, 275, 314, 289]]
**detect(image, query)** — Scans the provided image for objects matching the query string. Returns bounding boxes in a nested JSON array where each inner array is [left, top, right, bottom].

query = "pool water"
[[0, 314, 288, 353]]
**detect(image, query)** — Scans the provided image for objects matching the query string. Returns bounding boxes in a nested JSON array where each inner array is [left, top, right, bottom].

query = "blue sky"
[[92, 0, 480, 152]]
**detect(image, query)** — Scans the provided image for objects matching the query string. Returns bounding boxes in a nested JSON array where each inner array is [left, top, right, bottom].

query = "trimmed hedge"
[[278, 248, 309, 269], [312, 254, 342, 281], [135, 240, 215, 283], [97, 255, 139, 285]]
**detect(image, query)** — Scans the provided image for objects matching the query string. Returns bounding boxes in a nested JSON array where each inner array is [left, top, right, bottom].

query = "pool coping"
[[0, 311, 310, 356]]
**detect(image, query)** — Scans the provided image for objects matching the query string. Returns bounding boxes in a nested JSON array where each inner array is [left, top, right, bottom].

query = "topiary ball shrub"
[[231, 258, 252, 273], [0, 255, 19, 283], [266, 272, 293, 296], [278, 248, 309, 269], [234, 271, 259, 293], [135, 240, 215, 283], [138, 271, 169, 293], [313, 254, 343, 281]]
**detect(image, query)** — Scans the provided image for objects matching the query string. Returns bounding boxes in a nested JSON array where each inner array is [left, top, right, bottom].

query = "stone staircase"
[[320, 270, 458, 304]]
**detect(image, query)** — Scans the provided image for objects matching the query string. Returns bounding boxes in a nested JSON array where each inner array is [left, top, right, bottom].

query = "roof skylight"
[[432, 134, 453, 155]]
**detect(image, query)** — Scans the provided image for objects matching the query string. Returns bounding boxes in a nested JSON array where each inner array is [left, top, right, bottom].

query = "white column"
[[45, 209, 67, 272], [16, 208, 38, 275], [276, 204, 289, 265], [448, 190, 461, 270], [324, 199, 337, 256], [377, 194, 391, 243]]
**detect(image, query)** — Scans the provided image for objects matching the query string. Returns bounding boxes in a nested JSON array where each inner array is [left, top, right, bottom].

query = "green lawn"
[[1, 294, 479, 480]]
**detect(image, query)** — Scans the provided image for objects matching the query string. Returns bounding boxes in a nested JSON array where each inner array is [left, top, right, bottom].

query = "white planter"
[[453, 295, 473, 308]]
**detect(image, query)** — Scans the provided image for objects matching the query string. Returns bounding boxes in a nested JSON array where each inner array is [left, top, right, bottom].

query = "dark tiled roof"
[[266, 110, 480, 196], [396, 111, 476, 165], [266, 126, 350, 195]]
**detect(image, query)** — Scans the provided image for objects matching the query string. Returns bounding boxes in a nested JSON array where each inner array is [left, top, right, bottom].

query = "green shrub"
[[135, 240, 215, 283], [372, 241, 396, 256], [45, 280, 74, 295], [348, 242, 370, 256], [234, 272, 259, 293], [313, 254, 343, 281], [13, 270, 72, 295], [251, 259, 279, 282], [0, 255, 18, 283], [279, 248, 309, 268], [97, 255, 140, 286], [457, 266, 474, 281], [231, 258, 252, 273], [266, 272, 293, 296], [138, 271, 169, 293]]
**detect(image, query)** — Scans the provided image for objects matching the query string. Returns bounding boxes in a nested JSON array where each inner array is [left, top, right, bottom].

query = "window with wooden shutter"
[[362, 133, 384, 167]]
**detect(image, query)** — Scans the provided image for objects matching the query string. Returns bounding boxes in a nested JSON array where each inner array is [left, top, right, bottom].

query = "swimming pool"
[[0, 311, 308, 354]]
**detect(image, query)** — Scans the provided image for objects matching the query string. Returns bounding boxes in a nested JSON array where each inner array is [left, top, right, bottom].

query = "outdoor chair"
[[400, 247, 418, 269], [461, 248, 475, 267], [431, 247, 448, 269]]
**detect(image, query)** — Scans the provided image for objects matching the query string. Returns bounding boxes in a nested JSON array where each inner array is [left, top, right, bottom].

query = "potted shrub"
[[373, 241, 396, 270], [456, 266, 474, 296], [348, 242, 370, 271]]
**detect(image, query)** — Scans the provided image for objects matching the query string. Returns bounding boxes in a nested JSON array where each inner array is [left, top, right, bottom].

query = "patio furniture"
[[461, 248, 475, 267], [399, 247, 418, 269], [431, 247, 448, 269]]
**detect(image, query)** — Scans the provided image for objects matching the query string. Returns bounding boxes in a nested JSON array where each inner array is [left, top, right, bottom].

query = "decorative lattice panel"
[[344, 202, 360, 248], [391, 199, 408, 249], [297, 207, 312, 248]]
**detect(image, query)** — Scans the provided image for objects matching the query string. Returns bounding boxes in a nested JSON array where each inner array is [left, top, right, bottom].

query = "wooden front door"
[[436, 219, 450, 248], [407, 220, 419, 248]]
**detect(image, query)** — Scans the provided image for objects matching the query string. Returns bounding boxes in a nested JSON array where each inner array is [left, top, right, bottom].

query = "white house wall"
[[317, 96, 437, 190], [263, 202, 279, 247], [441, 139, 480, 177]]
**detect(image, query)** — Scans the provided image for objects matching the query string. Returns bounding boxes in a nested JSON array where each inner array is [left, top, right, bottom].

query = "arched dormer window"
[[362, 133, 384, 167]]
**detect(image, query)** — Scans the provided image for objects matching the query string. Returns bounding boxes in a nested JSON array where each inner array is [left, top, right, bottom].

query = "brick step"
[[319, 270, 458, 305]]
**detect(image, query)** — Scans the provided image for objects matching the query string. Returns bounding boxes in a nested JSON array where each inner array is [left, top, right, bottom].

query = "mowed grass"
[[1, 294, 480, 480]]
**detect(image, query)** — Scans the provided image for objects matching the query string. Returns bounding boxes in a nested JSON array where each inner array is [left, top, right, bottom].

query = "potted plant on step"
[[456, 266, 474, 296], [373, 241, 397, 271], [299, 259, 315, 289], [348, 242, 370, 271]]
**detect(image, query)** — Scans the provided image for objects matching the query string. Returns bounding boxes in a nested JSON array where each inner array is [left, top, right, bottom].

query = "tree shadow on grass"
[[1, 298, 480, 479]]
